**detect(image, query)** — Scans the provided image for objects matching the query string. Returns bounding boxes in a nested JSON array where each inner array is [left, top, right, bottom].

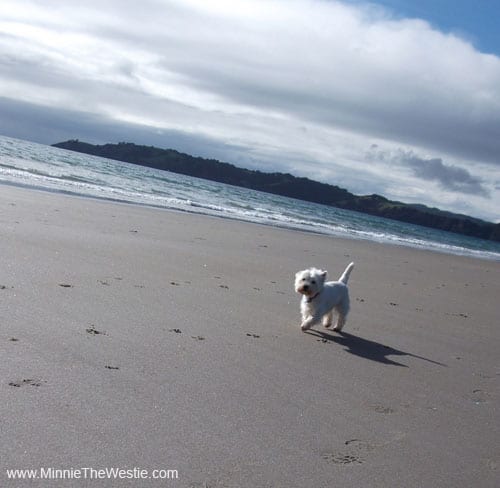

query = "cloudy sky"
[[1, 0, 499, 221]]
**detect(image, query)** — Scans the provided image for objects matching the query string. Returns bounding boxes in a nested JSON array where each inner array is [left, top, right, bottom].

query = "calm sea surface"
[[1, 135, 499, 261]]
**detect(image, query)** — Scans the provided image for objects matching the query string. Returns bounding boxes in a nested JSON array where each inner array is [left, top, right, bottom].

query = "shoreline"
[[1, 184, 499, 487], [2, 180, 499, 262]]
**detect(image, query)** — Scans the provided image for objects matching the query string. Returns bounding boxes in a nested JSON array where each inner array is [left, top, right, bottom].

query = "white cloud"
[[0, 0, 499, 220]]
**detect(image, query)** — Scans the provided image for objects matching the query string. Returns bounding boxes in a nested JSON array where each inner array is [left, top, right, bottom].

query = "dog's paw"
[[301, 323, 311, 331]]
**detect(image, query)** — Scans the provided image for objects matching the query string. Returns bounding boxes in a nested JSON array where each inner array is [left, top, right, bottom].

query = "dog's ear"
[[320, 270, 327, 280]]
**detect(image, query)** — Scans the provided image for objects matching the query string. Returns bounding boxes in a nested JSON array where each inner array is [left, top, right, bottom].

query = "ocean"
[[1, 135, 499, 261]]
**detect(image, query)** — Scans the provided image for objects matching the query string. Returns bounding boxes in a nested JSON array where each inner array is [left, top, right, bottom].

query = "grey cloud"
[[0, 97, 243, 163], [400, 152, 490, 197]]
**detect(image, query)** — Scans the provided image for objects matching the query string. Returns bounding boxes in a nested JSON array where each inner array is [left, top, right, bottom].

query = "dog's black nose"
[[303, 284, 309, 291]]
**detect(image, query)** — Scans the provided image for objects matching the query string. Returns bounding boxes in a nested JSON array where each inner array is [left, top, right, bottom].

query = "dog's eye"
[[301, 278, 306, 281], [311, 280, 316, 284]]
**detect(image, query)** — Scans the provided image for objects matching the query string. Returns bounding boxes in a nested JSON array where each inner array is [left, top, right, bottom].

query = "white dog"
[[294, 262, 354, 332]]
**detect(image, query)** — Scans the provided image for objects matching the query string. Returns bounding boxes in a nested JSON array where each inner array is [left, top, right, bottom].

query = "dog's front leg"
[[301, 314, 320, 331]]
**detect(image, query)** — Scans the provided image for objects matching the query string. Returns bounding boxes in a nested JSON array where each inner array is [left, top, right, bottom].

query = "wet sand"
[[1, 185, 499, 487]]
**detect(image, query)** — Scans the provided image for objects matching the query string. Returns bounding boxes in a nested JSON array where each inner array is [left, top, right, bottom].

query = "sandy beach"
[[1, 184, 499, 487]]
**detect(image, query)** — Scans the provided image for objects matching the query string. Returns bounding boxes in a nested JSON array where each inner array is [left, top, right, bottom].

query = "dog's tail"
[[339, 262, 354, 285]]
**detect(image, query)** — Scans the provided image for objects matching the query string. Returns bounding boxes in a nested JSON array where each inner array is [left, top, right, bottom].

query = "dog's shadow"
[[307, 330, 446, 368]]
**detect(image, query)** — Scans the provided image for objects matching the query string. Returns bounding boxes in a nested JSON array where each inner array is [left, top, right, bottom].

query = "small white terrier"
[[294, 262, 354, 332]]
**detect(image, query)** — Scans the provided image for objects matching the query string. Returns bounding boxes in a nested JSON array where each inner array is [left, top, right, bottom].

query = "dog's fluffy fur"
[[294, 262, 354, 332]]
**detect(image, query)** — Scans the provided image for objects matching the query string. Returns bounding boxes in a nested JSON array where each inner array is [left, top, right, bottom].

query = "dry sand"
[[1, 185, 499, 487]]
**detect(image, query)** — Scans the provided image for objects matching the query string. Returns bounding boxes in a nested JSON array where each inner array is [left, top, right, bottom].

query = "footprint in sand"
[[104, 365, 120, 370], [86, 325, 106, 336], [321, 439, 377, 466], [445, 312, 468, 319], [370, 404, 395, 414], [191, 336, 205, 341], [58, 283, 73, 288], [9, 378, 44, 388], [322, 452, 363, 465]]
